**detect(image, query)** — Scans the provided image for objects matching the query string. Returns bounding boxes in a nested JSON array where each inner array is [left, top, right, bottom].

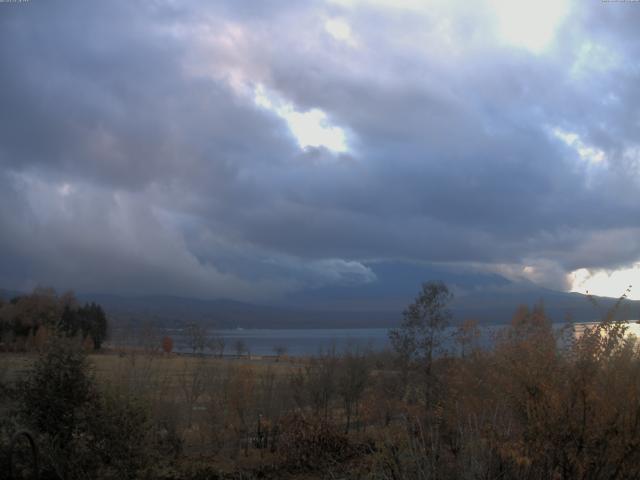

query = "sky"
[[1, 0, 639, 301]]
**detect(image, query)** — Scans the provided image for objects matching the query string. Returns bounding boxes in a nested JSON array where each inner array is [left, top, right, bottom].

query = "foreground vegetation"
[[2, 283, 640, 479]]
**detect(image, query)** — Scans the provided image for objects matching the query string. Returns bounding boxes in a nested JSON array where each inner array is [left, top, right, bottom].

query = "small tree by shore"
[[273, 345, 287, 361], [162, 335, 174, 355]]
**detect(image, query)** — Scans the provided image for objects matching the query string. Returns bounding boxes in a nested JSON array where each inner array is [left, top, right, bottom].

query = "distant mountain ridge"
[[2, 261, 637, 328], [78, 289, 640, 329], [275, 260, 640, 325]]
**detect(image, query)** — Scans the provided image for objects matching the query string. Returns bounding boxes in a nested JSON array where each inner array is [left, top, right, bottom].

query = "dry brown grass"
[[1, 350, 301, 382]]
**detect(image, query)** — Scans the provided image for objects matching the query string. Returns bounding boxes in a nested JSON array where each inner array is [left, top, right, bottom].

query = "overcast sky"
[[1, 0, 639, 300]]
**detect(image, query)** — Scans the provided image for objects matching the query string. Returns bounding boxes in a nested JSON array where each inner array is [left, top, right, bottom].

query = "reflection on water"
[[570, 320, 640, 339]]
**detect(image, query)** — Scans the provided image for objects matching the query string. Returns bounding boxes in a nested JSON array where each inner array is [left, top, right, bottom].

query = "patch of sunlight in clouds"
[[569, 265, 640, 300], [488, 0, 570, 53], [325, 17, 358, 47], [254, 85, 348, 153], [330, 0, 570, 54], [553, 128, 607, 166]]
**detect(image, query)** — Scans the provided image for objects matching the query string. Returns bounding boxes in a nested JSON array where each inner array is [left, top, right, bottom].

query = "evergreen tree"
[[60, 304, 79, 337]]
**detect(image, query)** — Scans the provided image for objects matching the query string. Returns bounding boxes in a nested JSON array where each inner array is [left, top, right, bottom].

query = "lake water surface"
[[113, 320, 640, 357]]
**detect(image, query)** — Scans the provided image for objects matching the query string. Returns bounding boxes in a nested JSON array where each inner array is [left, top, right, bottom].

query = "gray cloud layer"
[[1, 0, 639, 298]]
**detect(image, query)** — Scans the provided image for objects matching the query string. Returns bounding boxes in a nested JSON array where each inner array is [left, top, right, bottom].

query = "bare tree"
[[138, 321, 161, 355], [273, 345, 287, 361], [185, 323, 207, 355], [208, 334, 226, 358], [178, 358, 207, 428], [338, 346, 370, 433], [453, 318, 481, 358], [234, 339, 247, 359], [389, 281, 452, 405], [304, 347, 338, 422]]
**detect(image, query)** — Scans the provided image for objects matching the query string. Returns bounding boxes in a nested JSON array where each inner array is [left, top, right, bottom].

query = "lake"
[[111, 320, 640, 357]]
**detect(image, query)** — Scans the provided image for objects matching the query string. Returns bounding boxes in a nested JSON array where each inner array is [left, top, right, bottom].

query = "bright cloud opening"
[[325, 18, 357, 46], [488, 0, 569, 53], [254, 85, 348, 153], [553, 128, 607, 166], [569, 264, 640, 301]]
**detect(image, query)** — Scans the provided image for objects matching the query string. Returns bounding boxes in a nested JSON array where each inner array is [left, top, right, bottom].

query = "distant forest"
[[0, 287, 107, 351]]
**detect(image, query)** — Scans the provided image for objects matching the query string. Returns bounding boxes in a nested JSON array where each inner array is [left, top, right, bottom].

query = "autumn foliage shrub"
[[376, 299, 640, 480], [276, 414, 354, 472], [162, 335, 174, 354]]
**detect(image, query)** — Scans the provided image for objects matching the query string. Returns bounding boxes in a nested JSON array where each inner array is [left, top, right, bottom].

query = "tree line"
[[0, 287, 108, 351]]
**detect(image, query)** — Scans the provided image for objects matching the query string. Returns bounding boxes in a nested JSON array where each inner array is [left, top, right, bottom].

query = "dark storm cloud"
[[7, 2, 310, 168], [1, 0, 639, 297]]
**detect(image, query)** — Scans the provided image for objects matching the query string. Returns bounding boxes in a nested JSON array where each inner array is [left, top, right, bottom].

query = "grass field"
[[1, 349, 304, 452], [1, 350, 301, 380]]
